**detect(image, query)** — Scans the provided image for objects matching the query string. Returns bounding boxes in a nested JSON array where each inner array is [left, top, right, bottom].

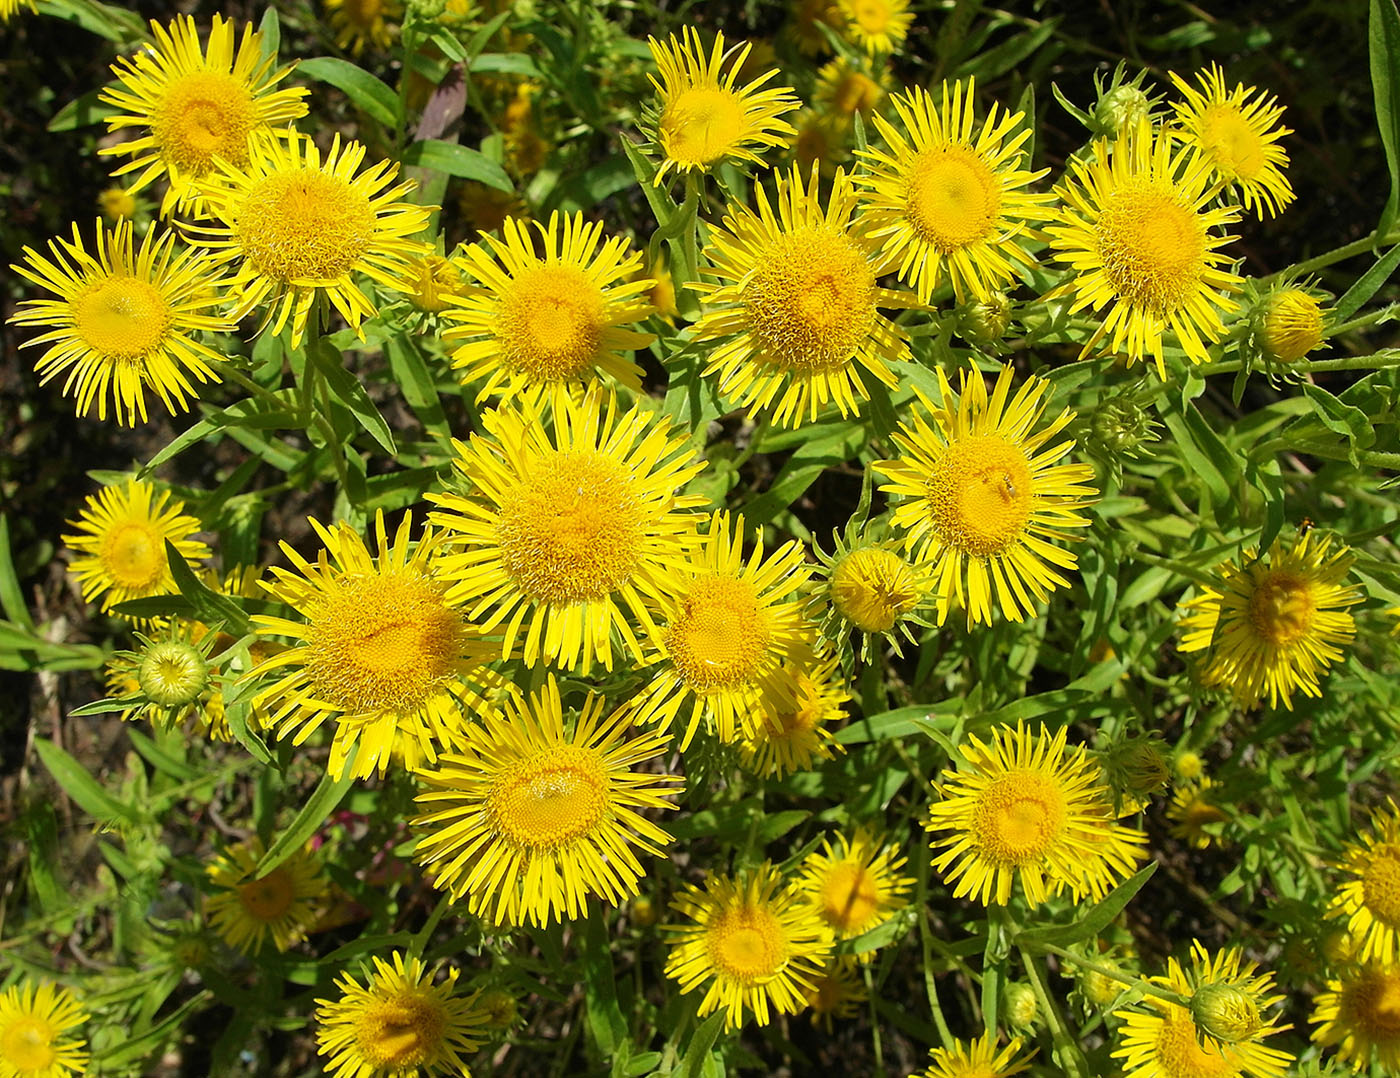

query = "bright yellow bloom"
[[796, 828, 912, 943], [693, 164, 914, 427], [1045, 116, 1243, 376], [324, 0, 400, 56], [403, 252, 464, 314], [646, 28, 799, 184], [1167, 778, 1229, 850], [1178, 532, 1362, 710], [664, 863, 833, 1030], [97, 187, 137, 221], [442, 212, 655, 408], [205, 837, 328, 954], [622, 512, 816, 750], [874, 364, 1098, 627], [855, 79, 1052, 304], [736, 656, 848, 778], [836, 0, 913, 55], [413, 678, 680, 926], [926, 723, 1146, 907], [824, 543, 924, 635], [314, 952, 487, 1078], [1311, 962, 1400, 1073], [0, 981, 88, 1078], [250, 512, 498, 781], [922, 1033, 1035, 1078], [189, 132, 431, 348], [426, 388, 706, 674], [1115, 943, 1293, 1078], [1169, 64, 1294, 218], [100, 14, 308, 215], [1261, 288, 1325, 362], [64, 479, 211, 615], [9, 220, 231, 426], [1327, 800, 1400, 967]]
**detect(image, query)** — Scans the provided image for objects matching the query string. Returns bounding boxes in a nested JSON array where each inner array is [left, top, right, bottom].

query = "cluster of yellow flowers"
[[5, 5, 1400, 1078]]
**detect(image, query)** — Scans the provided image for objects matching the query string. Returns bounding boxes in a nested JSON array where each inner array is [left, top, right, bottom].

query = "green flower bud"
[[1103, 735, 1171, 802], [1003, 981, 1038, 1030], [956, 293, 1012, 346], [1190, 982, 1262, 1044], [1089, 397, 1158, 457], [137, 640, 208, 707], [1093, 84, 1152, 136]]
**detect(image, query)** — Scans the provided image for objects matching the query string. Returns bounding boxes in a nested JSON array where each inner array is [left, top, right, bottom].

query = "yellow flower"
[[425, 388, 706, 674], [664, 863, 833, 1030], [189, 132, 431, 349], [1169, 64, 1294, 218], [475, 988, 518, 1030], [796, 828, 912, 943], [97, 187, 137, 221], [789, 110, 849, 175], [1115, 943, 1293, 1078], [205, 836, 328, 954], [413, 677, 680, 926], [9, 220, 232, 426], [404, 252, 465, 314], [249, 512, 498, 781], [0, 981, 88, 1078], [325, 0, 400, 56], [1178, 531, 1362, 710], [874, 364, 1098, 627], [622, 511, 815, 750], [1176, 750, 1205, 783], [1310, 962, 1400, 1073], [1261, 288, 1326, 362], [803, 957, 867, 1031], [646, 28, 799, 185], [922, 1033, 1035, 1078], [855, 79, 1052, 304], [314, 952, 487, 1078], [1045, 116, 1243, 376], [1327, 800, 1400, 967], [736, 656, 848, 778], [1167, 778, 1229, 850], [100, 14, 308, 216], [836, 0, 914, 55], [692, 163, 915, 428], [442, 212, 655, 408], [64, 479, 211, 615], [821, 542, 924, 637], [813, 58, 889, 120], [925, 723, 1146, 908]]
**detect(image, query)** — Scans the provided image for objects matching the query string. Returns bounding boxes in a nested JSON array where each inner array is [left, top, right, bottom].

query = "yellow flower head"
[[922, 1033, 1035, 1078], [874, 364, 1098, 627], [205, 836, 328, 954], [1176, 750, 1205, 783], [189, 132, 432, 349], [1167, 778, 1229, 850], [97, 186, 137, 221], [315, 952, 487, 1078], [664, 862, 833, 1030], [1261, 287, 1326, 363], [9, 220, 232, 426], [1115, 942, 1294, 1078], [0, 981, 88, 1078], [1310, 962, 1400, 1073], [426, 388, 706, 674], [250, 511, 499, 781], [926, 723, 1147, 908], [1178, 531, 1362, 710], [404, 252, 465, 314], [1045, 116, 1244, 376], [803, 957, 867, 1032], [855, 79, 1052, 304], [814, 58, 889, 121], [693, 163, 915, 428], [796, 827, 912, 942], [325, 0, 401, 56], [442, 212, 656, 409], [100, 15, 308, 216], [646, 28, 799, 185], [736, 656, 849, 778], [623, 511, 816, 751], [1327, 800, 1400, 967], [413, 677, 680, 926], [836, 0, 914, 55], [826, 543, 924, 635], [1169, 63, 1294, 218], [789, 110, 850, 175], [64, 479, 211, 615]]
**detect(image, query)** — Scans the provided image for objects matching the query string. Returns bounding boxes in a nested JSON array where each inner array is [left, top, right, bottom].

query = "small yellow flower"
[[803, 958, 867, 1031], [325, 0, 401, 56], [97, 187, 137, 221], [828, 545, 923, 634], [921, 1033, 1035, 1078], [736, 657, 849, 778], [0, 981, 88, 1078], [788, 0, 842, 57], [835, 0, 914, 56], [1261, 288, 1326, 362], [646, 29, 799, 184], [813, 57, 888, 120], [206, 837, 328, 954], [796, 828, 912, 943], [1167, 779, 1229, 849], [1327, 800, 1400, 966], [404, 252, 465, 314], [1175, 750, 1205, 783], [1310, 962, 1400, 1073]]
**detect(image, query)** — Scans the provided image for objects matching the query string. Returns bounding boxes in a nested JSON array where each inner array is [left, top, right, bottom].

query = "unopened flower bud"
[[138, 640, 208, 706], [1190, 982, 1262, 1044], [1103, 736, 1171, 802], [1093, 84, 1152, 136], [1261, 288, 1325, 363], [1003, 982, 1038, 1030], [956, 292, 1012, 346]]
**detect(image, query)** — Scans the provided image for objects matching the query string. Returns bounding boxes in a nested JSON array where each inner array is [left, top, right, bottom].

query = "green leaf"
[[385, 334, 451, 442], [1015, 862, 1157, 948], [471, 52, 543, 78], [1333, 244, 1400, 323], [680, 1011, 727, 1078], [310, 340, 397, 455], [582, 915, 627, 1057], [297, 57, 401, 128], [255, 748, 359, 875], [47, 87, 116, 132], [0, 516, 35, 631], [739, 424, 865, 527], [166, 541, 250, 636], [257, 5, 281, 62], [126, 729, 197, 782], [1372, 0, 1400, 237], [1299, 382, 1377, 462], [402, 139, 514, 191], [34, 740, 140, 826]]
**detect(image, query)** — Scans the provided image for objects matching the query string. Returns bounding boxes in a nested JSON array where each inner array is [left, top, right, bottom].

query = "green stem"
[[982, 905, 1006, 1036], [220, 365, 293, 412], [1261, 229, 1400, 284], [410, 891, 453, 959], [1018, 946, 1090, 1078], [918, 908, 956, 1049], [1035, 943, 1189, 1008], [861, 963, 885, 1076], [1328, 308, 1396, 337], [314, 363, 353, 496]]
